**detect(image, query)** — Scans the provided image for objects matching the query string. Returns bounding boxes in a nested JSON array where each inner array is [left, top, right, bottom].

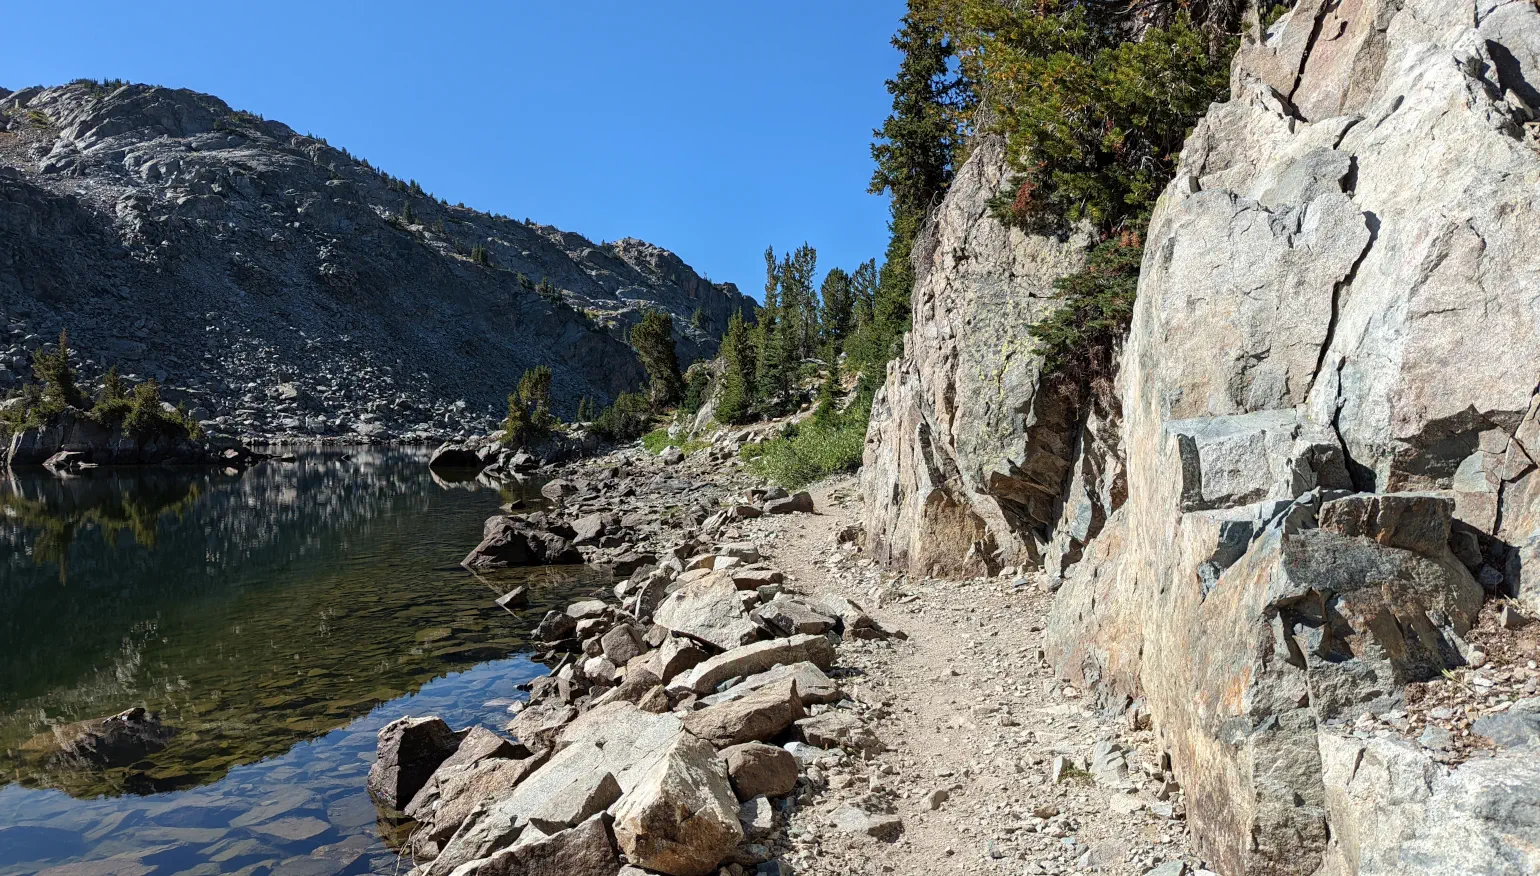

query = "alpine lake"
[[0, 447, 610, 875]]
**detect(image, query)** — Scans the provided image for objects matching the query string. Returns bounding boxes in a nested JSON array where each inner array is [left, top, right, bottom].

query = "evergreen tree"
[[819, 267, 855, 351], [717, 310, 757, 424], [850, 259, 879, 330], [630, 309, 684, 406], [855, 4, 973, 379], [97, 365, 126, 404], [779, 244, 820, 362], [754, 247, 789, 403], [32, 330, 85, 409], [576, 396, 595, 423]]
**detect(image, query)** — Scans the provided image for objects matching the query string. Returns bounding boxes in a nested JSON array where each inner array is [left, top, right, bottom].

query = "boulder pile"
[[373, 491, 906, 876]]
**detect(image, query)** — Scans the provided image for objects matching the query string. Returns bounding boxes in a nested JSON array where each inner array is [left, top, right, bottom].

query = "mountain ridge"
[[0, 80, 754, 441]]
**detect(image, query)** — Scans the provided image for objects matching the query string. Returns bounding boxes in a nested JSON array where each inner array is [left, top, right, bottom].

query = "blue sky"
[[0, 1, 906, 299]]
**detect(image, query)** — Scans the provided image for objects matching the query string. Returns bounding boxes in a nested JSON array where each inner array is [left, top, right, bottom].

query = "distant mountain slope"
[[0, 81, 753, 440]]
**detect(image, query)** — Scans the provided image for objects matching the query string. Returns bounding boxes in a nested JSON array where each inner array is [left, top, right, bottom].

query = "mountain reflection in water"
[[0, 448, 605, 875]]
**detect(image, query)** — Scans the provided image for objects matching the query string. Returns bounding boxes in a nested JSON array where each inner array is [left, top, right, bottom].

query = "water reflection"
[[0, 449, 602, 874]]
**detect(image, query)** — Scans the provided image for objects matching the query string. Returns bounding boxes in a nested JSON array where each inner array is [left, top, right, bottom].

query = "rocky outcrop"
[[860, 134, 1095, 578], [0, 82, 754, 442], [862, 1, 1540, 873], [4, 408, 262, 470]]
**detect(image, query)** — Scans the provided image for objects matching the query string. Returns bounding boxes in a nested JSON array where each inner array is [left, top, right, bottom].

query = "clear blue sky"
[[0, 1, 906, 300]]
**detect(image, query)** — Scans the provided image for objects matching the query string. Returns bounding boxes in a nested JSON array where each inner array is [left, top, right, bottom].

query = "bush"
[[1027, 236, 1143, 377], [742, 390, 871, 489], [592, 391, 653, 442]]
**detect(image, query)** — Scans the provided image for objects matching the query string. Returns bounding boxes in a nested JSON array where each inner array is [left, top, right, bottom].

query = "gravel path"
[[730, 474, 1209, 876]]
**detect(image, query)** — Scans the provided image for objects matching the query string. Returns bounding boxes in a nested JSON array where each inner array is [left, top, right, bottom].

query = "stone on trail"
[[763, 491, 814, 515], [698, 661, 840, 707], [668, 635, 836, 697], [659, 445, 684, 465], [612, 732, 744, 876], [653, 574, 761, 651], [795, 711, 881, 755], [828, 806, 902, 842], [553, 702, 685, 793], [681, 678, 805, 748], [720, 742, 799, 801], [368, 715, 461, 811], [752, 595, 837, 637], [739, 795, 775, 841]]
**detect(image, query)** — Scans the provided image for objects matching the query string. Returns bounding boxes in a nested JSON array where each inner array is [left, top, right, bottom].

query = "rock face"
[[860, 134, 1094, 578], [0, 82, 754, 442], [861, 1, 1540, 873]]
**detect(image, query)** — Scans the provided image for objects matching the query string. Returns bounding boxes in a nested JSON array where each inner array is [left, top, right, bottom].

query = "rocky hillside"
[[863, 1, 1540, 873], [0, 82, 754, 441]]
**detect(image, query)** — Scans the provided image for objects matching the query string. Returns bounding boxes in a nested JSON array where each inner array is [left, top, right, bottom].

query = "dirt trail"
[[731, 474, 1206, 876]]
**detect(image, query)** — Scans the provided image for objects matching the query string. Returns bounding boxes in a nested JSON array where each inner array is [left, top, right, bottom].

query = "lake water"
[[0, 448, 608, 875]]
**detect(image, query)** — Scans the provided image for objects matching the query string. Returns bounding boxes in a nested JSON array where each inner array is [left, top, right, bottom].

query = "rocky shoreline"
[[370, 446, 868, 876]]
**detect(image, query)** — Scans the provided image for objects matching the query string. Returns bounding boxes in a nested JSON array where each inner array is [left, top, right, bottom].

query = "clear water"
[[0, 448, 606, 875]]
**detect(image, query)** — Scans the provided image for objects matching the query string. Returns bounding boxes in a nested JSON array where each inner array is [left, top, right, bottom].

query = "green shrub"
[[1027, 236, 1143, 376], [593, 391, 653, 442], [742, 390, 871, 489]]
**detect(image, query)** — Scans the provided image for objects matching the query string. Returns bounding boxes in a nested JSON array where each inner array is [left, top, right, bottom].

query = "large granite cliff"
[[0, 82, 754, 440], [862, 1, 1540, 873]]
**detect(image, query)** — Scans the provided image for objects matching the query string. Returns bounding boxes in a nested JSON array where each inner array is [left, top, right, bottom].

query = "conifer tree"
[[33, 330, 85, 409], [856, 5, 973, 378], [630, 309, 684, 406], [717, 310, 757, 424], [819, 266, 855, 352], [754, 247, 790, 403]]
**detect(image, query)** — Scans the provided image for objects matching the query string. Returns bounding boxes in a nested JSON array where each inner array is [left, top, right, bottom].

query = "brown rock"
[[682, 679, 805, 748], [720, 742, 799, 801], [612, 733, 743, 876]]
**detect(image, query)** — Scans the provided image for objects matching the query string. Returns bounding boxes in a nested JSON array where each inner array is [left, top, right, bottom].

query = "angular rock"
[[653, 574, 761, 651], [667, 635, 836, 697], [763, 492, 813, 515], [795, 711, 880, 755], [463, 516, 582, 569], [682, 679, 805, 748], [428, 740, 621, 875], [653, 636, 709, 684], [752, 596, 836, 637], [368, 716, 461, 811], [409, 755, 548, 852], [698, 661, 840, 707], [829, 807, 902, 842], [611, 733, 743, 876], [720, 742, 799, 801]]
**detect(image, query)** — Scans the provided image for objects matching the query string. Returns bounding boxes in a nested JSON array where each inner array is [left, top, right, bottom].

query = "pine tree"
[[754, 247, 788, 403], [850, 259, 879, 330], [98, 365, 126, 404], [630, 309, 684, 406], [33, 329, 85, 409], [576, 396, 595, 423], [779, 244, 820, 362], [717, 310, 757, 424], [856, 4, 974, 378], [819, 266, 855, 352]]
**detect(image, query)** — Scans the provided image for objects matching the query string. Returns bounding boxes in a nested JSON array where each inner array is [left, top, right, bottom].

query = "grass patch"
[[641, 427, 708, 457]]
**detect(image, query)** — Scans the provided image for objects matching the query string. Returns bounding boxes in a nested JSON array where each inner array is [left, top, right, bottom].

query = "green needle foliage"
[[630, 309, 684, 406], [931, 0, 1237, 376]]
